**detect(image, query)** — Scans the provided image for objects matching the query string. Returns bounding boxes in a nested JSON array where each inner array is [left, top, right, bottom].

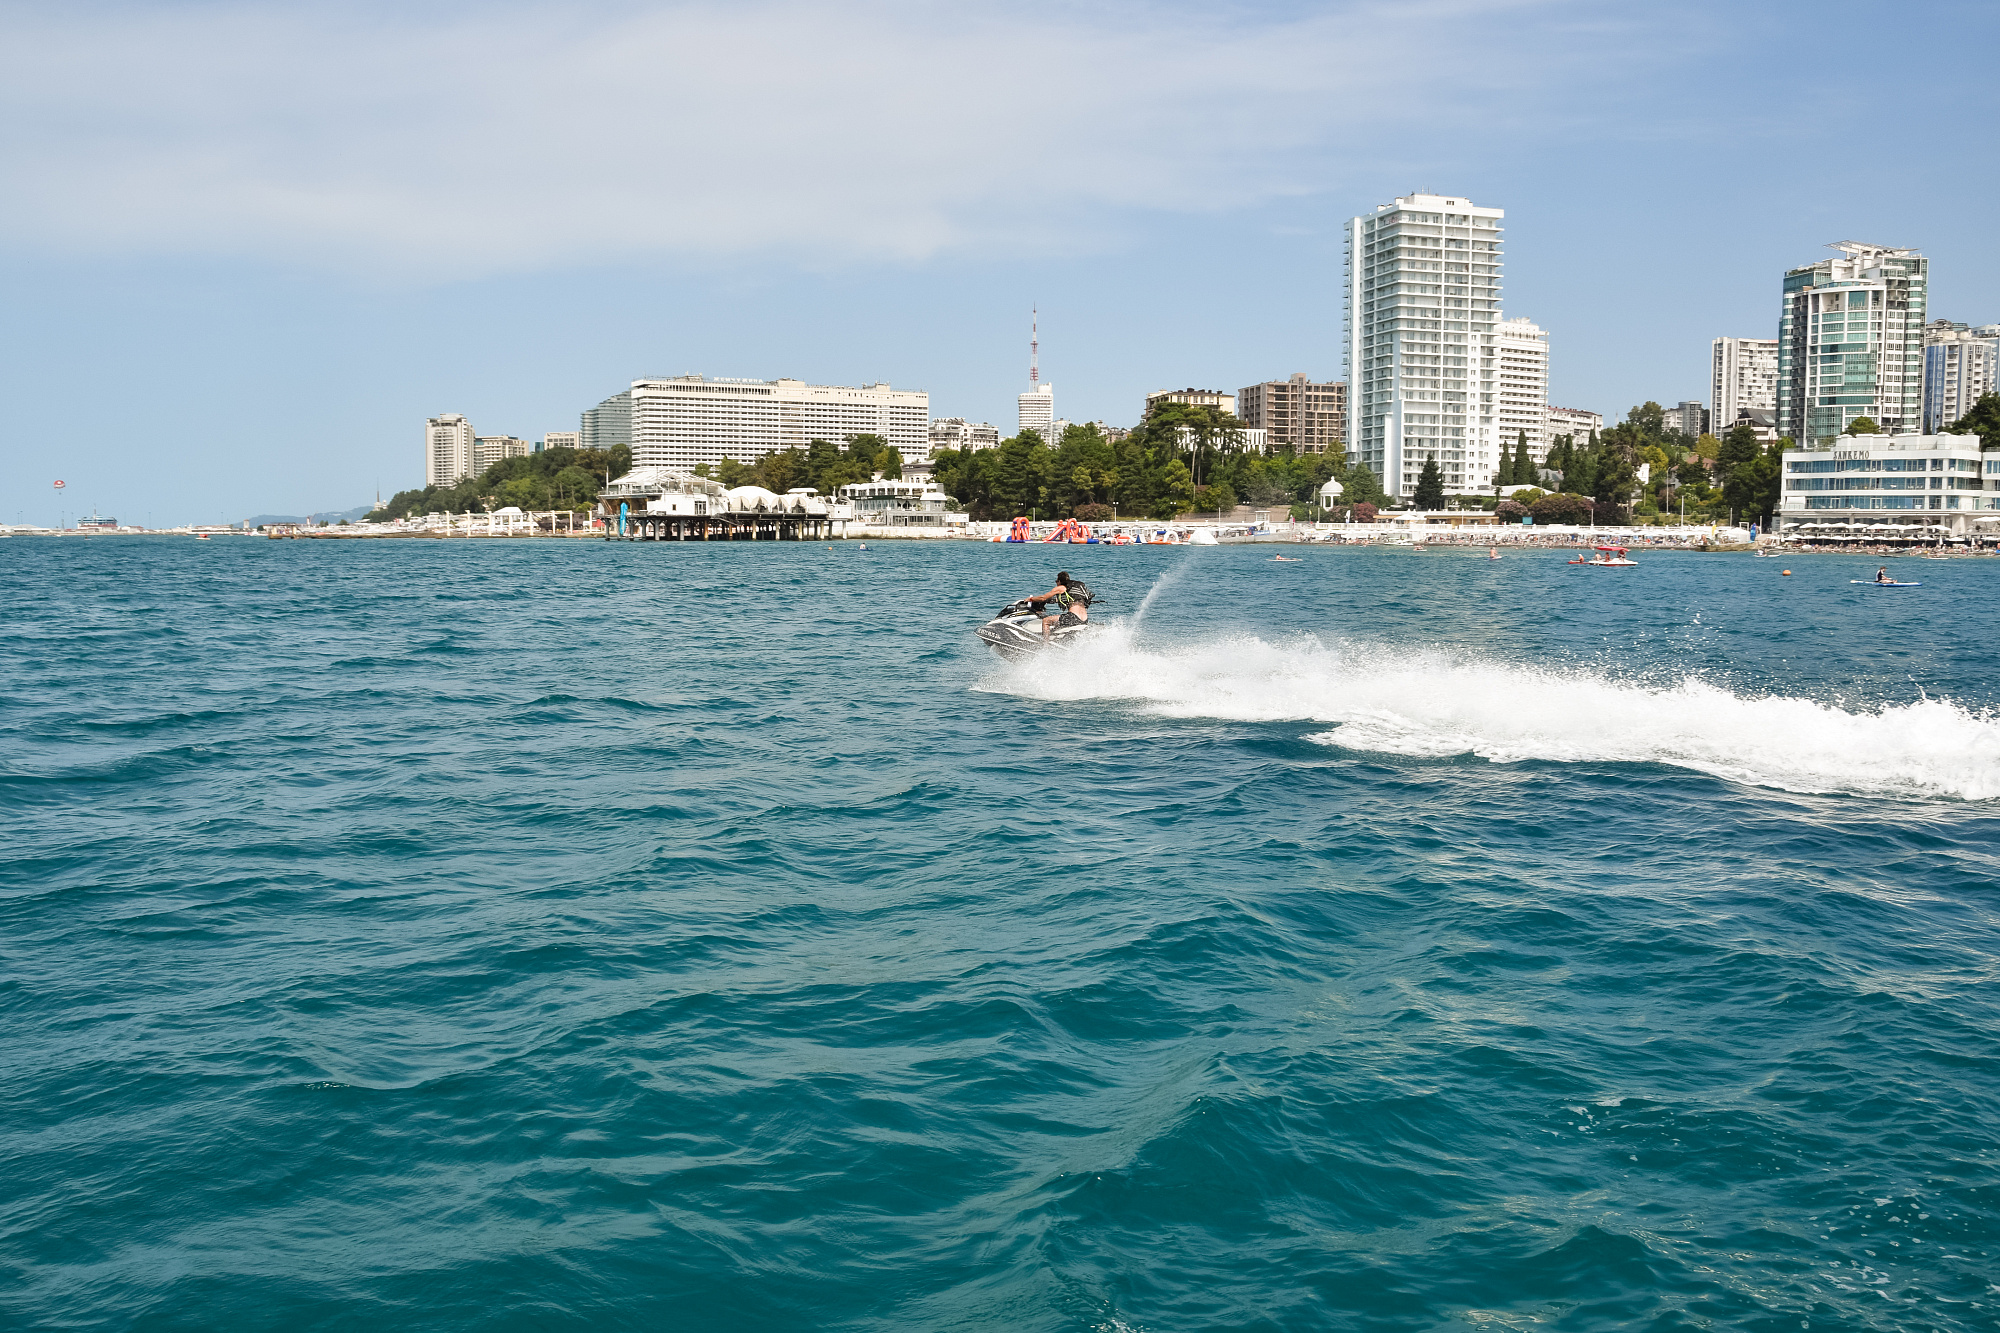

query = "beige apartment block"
[[1544, 404, 1601, 444], [1237, 375, 1347, 453], [472, 435, 532, 473]]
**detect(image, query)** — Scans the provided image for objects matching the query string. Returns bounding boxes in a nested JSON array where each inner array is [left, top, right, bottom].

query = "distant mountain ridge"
[[242, 503, 379, 526]]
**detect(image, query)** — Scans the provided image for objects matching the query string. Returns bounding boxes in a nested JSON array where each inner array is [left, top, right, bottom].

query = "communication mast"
[[1029, 306, 1038, 385]]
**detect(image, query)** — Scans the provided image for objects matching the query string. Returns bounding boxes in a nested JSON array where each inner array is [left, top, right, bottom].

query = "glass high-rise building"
[[580, 390, 633, 453], [1344, 193, 1505, 498], [1777, 243, 1927, 444]]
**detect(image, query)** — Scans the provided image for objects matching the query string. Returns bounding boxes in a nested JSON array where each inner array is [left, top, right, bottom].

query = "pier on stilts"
[[617, 511, 836, 542], [597, 467, 845, 543]]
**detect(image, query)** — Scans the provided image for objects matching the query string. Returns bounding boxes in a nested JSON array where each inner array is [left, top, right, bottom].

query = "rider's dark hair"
[[1057, 570, 1070, 582]]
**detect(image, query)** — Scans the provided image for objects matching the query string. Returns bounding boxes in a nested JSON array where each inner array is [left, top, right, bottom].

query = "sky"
[[2, 0, 1995, 526]]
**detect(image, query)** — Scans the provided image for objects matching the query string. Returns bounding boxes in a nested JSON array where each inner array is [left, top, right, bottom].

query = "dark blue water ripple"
[[3, 536, 1999, 1331]]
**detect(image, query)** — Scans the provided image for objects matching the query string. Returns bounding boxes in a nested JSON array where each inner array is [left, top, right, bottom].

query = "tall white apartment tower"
[[1495, 317, 1549, 462], [1710, 337, 1779, 436], [1923, 321, 2000, 433], [426, 413, 474, 487], [1018, 384, 1055, 441], [1777, 242, 1927, 443], [1345, 193, 1505, 497]]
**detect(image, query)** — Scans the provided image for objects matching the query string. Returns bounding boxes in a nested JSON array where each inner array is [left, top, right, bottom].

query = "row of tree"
[[376, 390, 2000, 529], [931, 403, 1366, 522], [379, 444, 634, 520], [695, 434, 903, 492]]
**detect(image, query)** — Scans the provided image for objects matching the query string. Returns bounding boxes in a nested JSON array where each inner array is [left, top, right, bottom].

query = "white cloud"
[[0, 0, 1630, 277]]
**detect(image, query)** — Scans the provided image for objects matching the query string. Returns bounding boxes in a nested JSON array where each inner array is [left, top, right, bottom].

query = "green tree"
[[1413, 457, 1447, 508], [989, 431, 1052, 517], [1193, 482, 1237, 514], [1723, 441, 1784, 525], [1343, 461, 1387, 507], [1155, 458, 1195, 518], [1530, 492, 1594, 524], [1946, 393, 2000, 450], [1543, 434, 1572, 480], [1592, 443, 1636, 523], [1627, 402, 1667, 439], [1716, 422, 1762, 477], [1845, 416, 1880, 436]]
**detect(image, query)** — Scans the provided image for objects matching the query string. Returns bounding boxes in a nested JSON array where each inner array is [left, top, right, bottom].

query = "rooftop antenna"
[[1029, 306, 1038, 386]]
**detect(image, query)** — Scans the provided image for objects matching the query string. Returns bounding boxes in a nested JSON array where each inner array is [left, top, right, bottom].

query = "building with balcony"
[[1662, 400, 1708, 437], [1923, 321, 2000, 433], [837, 478, 962, 529], [541, 431, 580, 452], [1777, 432, 1992, 540], [1544, 405, 1601, 445], [1777, 242, 1927, 444], [1236, 374, 1346, 453], [1495, 318, 1549, 464], [929, 417, 1000, 456], [626, 376, 929, 473], [1146, 387, 1238, 417], [1344, 193, 1506, 498], [1711, 337, 1778, 438], [471, 435, 532, 473], [1018, 383, 1054, 442], [426, 413, 474, 487]]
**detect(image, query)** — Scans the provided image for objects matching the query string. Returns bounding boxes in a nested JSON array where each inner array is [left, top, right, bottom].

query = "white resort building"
[[929, 417, 1001, 457], [1018, 384, 1055, 442], [1923, 322, 2000, 434], [1777, 432, 1995, 541], [1494, 317, 1549, 463], [1711, 337, 1779, 436], [425, 414, 477, 487], [1345, 193, 1506, 498], [836, 479, 964, 530], [628, 376, 929, 474]]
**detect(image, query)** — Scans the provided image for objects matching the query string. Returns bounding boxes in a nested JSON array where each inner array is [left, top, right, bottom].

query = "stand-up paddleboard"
[[1850, 580, 1921, 587]]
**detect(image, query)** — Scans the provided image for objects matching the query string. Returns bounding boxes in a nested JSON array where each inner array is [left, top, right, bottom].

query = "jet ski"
[[976, 598, 1093, 660]]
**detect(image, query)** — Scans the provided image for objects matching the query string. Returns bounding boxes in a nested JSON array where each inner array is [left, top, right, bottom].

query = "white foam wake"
[[980, 626, 2000, 800]]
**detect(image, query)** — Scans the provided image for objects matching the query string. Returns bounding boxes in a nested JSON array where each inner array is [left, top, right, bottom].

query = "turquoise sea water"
[[4, 535, 1999, 1332]]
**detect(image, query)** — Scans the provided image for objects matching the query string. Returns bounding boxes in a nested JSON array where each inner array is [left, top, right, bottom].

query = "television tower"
[[1029, 306, 1038, 385]]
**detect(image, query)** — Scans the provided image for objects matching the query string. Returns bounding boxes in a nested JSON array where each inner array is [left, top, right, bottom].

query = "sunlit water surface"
[[4, 536, 1999, 1331]]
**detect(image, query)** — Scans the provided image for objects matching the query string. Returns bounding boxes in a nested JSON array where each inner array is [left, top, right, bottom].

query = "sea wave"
[[982, 628, 2000, 800]]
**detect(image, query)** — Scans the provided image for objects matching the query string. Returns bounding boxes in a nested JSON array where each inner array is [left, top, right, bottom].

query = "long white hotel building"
[[1345, 193, 1505, 497], [624, 376, 930, 473]]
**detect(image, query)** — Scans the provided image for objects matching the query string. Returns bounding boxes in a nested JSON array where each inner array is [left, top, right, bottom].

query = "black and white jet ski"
[[976, 599, 1093, 661]]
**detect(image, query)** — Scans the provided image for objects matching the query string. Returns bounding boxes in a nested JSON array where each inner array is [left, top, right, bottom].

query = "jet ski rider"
[[1027, 571, 1091, 643]]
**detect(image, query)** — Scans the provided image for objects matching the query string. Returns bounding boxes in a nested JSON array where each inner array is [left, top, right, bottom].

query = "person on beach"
[[1026, 571, 1091, 642]]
